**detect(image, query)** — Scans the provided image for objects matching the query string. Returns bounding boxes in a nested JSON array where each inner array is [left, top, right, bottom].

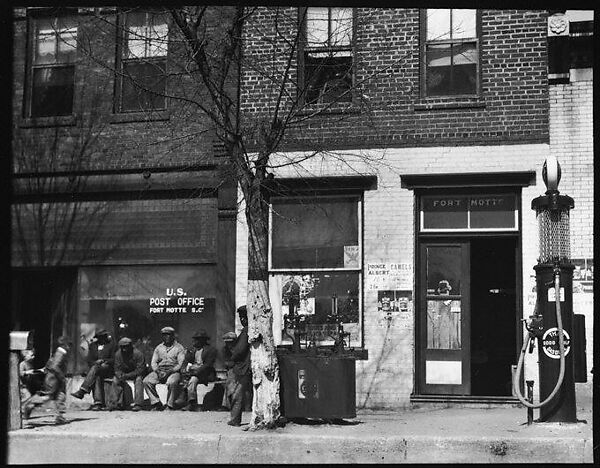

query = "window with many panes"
[[300, 7, 354, 105], [27, 14, 77, 117], [269, 196, 362, 347], [422, 9, 479, 97], [116, 10, 168, 113]]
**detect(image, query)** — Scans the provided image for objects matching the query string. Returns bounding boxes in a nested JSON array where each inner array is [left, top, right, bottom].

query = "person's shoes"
[[164, 405, 175, 411], [131, 405, 141, 412], [227, 420, 241, 426], [150, 403, 163, 411], [54, 416, 67, 425], [90, 403, 104, 411], [182, 402, 198, 412], [70, 389, 86, 399]]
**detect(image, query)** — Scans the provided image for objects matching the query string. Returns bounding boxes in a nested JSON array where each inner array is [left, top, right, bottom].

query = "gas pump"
[[513, 155, 577, 423]]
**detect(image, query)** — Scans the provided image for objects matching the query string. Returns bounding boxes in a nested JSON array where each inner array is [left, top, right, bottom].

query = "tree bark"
[[243, 172, 281, 429]]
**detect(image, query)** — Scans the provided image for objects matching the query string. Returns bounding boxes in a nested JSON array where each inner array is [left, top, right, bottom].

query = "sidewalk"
[[8, 394, 593, 464]]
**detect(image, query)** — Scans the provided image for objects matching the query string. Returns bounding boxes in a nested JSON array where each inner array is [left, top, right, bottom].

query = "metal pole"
[[526, 380, 534, 425]]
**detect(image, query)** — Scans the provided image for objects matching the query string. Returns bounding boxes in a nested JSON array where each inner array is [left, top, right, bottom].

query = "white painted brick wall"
[[237, 143, 568, 408], [549, 81, 594, 378]]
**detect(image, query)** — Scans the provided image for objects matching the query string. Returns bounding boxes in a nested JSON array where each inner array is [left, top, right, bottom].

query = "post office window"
[[422, 9, 479, 97], [116, 10, 168, 113], [300, 7, 354, 105], [27, 14, 77, 117]]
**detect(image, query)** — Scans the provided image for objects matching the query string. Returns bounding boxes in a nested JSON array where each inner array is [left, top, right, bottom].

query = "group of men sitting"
[[69, 306, 251, 426]]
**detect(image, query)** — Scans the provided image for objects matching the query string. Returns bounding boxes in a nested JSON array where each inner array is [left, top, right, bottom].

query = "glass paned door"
[[419, 242, 470, 394]]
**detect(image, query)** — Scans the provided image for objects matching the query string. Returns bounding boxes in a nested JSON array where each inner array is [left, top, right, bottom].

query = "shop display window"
[[269, 196, 362, 346]]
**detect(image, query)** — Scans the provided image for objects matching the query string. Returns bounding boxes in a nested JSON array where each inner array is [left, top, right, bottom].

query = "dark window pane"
[[121, 60, 166, 111], [305, 52, 352, 104], [426, 246, 461, 295], [31, 66, 74, 117], [452, 42, 477, 94], [426, 43, 451, 96], [469, 194, 515, 228], [272, 197, 358, 269], [569, 35, 593, 69], [422, 195, 468, 229]]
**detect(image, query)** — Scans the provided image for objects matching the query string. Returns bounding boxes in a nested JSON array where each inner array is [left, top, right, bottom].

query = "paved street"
[[7, 385, 593, 464]]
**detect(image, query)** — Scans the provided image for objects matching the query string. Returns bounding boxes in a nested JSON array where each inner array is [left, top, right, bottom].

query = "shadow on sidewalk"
[[289, 417, 362, 426], [23, 417, 97, 429]]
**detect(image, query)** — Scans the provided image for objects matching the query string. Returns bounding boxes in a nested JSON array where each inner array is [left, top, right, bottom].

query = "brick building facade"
[[236, 8, 593, 408], [10, 7, 592, 411], [10, 7, 237, 379]]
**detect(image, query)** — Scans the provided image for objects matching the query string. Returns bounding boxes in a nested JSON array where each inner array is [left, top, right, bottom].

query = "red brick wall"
[[240, 8, 549, 150]]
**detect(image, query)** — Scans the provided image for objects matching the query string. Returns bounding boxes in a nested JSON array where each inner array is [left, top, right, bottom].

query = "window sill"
[[109, 109, 170, 124], [296, 103, 361, 117], [19, 115, 77, 128], [413, 98, 486, 112]]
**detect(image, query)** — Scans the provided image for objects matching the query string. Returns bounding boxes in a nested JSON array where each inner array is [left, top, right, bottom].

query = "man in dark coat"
[[177, 329, 217, 411], [225, 306, 252, 426], [109, 337, 146, 411], [70, 329, 116, 410]]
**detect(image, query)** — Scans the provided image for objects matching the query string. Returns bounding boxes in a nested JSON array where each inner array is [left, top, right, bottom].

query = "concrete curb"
[[8, 430, 592, 464]]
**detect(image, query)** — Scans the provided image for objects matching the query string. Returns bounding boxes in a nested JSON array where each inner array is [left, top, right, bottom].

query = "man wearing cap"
[[142, 327, 185, 410], [224, 306, 252, 426], [109, 337, 146, 411], [71, 329, 116, 410], [177, 329, 217, 411]]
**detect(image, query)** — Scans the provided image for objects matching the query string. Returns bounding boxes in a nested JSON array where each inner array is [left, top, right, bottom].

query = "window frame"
[[25, 10, 78, 119], [268, 194, 364, 348], [297, 7, 357, 106], [420, 9, 482, 99], [268, 194, 363, 272], [114, 9, 169, 114], [418, 191, 520, 233]]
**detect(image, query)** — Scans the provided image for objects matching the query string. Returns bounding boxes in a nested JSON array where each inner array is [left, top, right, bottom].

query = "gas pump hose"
[[512, 270, 566, 408]]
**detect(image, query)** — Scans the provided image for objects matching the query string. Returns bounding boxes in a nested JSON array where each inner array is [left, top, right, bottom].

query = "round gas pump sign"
[[542, 328, 571, 359]]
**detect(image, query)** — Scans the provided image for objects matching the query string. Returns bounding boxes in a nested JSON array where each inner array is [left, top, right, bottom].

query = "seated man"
[[109, 337, 146, 412], [71, 329, 116, 410], [142, 327, 185, 411], [177, 329, 217, 411]]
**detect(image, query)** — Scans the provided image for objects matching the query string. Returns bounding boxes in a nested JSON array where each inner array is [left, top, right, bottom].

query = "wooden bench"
[[103, 369, 228, 409]]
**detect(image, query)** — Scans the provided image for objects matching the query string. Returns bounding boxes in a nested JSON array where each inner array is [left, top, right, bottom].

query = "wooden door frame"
[[417, 240, 471, 395]]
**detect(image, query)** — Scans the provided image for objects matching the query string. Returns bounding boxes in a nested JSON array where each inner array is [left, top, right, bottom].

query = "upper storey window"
[[422, 9, 479, 97], [116, 10, 168, 113], [28, 15, 77, 117], [300, 7, 354, 105]]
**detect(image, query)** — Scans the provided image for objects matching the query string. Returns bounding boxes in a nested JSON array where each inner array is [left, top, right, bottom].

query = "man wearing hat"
[[142, 326, 185, 410], [71, 329, 116, 410], [109, 337, 146, 411], [177, 329, 217, 411]]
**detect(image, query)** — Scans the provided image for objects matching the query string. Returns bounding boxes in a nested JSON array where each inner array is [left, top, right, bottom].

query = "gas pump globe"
[[514, 155, 577, 423], [534, 155, 573, 264]]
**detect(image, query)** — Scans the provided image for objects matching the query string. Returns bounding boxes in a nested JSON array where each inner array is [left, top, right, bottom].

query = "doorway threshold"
[[410, 394, 520, 406]]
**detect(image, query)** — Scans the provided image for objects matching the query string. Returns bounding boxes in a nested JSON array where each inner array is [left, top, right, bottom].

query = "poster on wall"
[[367, 263, 413, 290], [572, 258, 593, 293], [377, 290, 413, 329]]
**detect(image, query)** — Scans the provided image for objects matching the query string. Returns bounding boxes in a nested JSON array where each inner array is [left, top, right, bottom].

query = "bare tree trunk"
[[243, 173, 281, 429]]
